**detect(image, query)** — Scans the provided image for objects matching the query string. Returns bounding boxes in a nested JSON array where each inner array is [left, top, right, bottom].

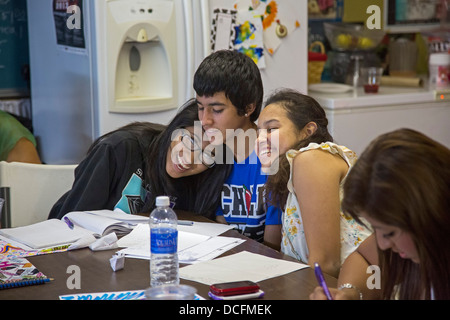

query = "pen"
[[177, 220, 194, 226], [314, 262, 333, 300], [64, 217, 74, 229]]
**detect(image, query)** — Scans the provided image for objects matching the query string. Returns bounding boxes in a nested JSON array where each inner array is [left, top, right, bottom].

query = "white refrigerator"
[[27, 0, 308, 164]]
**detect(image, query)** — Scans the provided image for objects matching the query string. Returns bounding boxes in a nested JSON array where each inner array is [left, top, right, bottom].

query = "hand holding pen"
[[314, 263, 333, 300]]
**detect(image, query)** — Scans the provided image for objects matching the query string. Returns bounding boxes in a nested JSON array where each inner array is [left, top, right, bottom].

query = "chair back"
[[0, 161, 77, 228]]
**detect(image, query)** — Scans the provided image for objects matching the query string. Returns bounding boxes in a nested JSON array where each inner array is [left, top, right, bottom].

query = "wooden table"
[[0, 211, 337, 300]]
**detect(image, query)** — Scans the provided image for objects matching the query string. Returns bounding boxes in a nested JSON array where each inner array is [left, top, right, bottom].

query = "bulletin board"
[[0, 0, 30, 97]]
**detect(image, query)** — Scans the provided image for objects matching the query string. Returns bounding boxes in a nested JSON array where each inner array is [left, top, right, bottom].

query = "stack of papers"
[[117, 222, 244, 264]]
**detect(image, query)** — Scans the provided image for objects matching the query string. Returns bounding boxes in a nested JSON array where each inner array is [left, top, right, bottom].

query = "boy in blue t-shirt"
[[216, 151, 282, 243], [194, 50, 282, 247]]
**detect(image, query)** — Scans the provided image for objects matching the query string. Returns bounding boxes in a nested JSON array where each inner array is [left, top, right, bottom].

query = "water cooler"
[[27, 0, 188, 163], [103, 0, 180, 113]]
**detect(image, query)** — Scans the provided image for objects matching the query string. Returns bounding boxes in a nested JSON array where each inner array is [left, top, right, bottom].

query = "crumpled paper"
[[89, 233, 119, 251], [68, 234, 97, 250], [110, 252, 125, 271]]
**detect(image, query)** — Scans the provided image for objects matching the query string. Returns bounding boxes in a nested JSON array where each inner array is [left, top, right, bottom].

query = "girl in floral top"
[[256, 88, 371, 277]]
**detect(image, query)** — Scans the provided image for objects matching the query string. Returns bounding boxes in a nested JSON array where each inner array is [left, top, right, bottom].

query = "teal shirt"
[[0, 110, 36, 161]]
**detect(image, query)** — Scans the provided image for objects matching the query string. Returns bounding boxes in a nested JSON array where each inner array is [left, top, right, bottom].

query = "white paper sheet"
[[176, 221, 235, 237], [178, 236, 245, 264], [81, 209, 149, 223], [117, 223, 210, 259], [179, 250, 308, 285], [117, 222, 244, 263], [213, 11, 235, 51]]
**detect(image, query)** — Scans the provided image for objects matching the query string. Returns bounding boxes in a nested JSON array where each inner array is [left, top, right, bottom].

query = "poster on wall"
[[53, 0, 86, 54], [234, 10, 266, 68], [211, 8, 266, 68], [235, 0, 301, 56], [210, 0, 301, 69]]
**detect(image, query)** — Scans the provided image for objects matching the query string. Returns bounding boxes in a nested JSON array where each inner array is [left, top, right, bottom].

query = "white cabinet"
[[310, 87, 450, 156]]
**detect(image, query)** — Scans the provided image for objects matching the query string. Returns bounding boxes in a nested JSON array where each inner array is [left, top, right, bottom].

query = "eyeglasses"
[[180, 132, 215, 168]]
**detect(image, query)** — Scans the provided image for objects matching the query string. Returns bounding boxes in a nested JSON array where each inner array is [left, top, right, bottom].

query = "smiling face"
[[165, 126, 211, 178], [196, 92, 254, 146], [363, 214, 419, 264], [256, 103, 303, 172]]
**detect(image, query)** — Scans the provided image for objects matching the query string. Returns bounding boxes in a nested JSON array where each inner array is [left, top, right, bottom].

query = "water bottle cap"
[[155, 196, 170, 207]]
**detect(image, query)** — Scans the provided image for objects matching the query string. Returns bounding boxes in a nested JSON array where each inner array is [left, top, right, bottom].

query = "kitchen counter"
[[309, 85, 448, 110], [307, 84, 450, 155]]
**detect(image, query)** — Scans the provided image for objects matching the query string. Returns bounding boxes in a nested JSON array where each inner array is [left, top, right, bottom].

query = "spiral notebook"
[[0, 255, 50, 289]]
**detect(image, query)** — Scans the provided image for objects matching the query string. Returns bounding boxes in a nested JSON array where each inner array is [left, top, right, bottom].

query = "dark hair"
[[149, 100, 232, 218], [90, 99, 232, 219], [264, 89, 333, 209], [342, 128, 450, 300], [193, 50, 263, 121], [88, 123, 165, 155]]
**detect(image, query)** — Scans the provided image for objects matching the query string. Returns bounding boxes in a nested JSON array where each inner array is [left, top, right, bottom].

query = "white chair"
[[0, 161, 77, 228]]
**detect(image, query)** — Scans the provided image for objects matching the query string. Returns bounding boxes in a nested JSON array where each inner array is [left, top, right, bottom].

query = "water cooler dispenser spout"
[[137, 28, 148, 42], [125, 28, 158, 43]]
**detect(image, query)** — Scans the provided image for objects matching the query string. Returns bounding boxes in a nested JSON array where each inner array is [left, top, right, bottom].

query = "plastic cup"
[[361, 67, 383, 93], [145, 284, 197, 300]]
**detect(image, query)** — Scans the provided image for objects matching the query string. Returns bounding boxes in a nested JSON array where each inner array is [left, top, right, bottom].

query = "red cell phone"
[[209, 280, 260, 296]]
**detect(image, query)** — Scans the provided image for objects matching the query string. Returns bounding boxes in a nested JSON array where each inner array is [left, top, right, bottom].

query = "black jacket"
[[48, 130, 153, 219]]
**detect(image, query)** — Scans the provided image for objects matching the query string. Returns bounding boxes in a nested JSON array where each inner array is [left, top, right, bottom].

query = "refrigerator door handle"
[[183, 0, 195, 102], [200, 0, 211, 58]]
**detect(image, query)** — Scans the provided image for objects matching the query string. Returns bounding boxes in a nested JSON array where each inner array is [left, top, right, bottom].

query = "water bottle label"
[[150, 228, 178, 254]]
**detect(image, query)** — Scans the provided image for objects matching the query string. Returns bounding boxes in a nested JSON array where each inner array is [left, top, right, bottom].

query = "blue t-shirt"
[[216, 151, 282, 242]]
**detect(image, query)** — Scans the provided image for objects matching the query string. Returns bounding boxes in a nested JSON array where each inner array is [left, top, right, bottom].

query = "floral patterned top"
[[280, 142, 372, 264]]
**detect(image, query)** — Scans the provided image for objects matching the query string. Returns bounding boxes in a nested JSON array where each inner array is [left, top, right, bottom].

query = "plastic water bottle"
[[429, 52, 450, 89], [149, 196, 179, 287]]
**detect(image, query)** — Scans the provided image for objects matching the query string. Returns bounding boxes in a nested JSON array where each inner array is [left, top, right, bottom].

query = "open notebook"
[[63, 210, 147, 236], [0, 219, 95, 249], [0, 210, 147, 249]]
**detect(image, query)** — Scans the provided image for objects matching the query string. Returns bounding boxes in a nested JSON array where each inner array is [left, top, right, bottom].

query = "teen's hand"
[[309, 286, 360, 300]]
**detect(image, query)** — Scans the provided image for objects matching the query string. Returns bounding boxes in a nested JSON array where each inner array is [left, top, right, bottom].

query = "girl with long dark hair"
[[49, 99, 231, 220], [256, 88, 371, 277]]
